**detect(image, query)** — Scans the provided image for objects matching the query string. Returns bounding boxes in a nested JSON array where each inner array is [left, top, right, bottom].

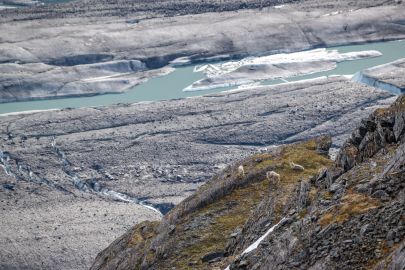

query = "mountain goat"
[[266, 171, 280, 185], [290, 160, 305, 171], [238, 165, 245, 177]]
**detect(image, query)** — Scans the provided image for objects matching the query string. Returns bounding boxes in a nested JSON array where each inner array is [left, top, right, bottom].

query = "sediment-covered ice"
[[184, 49, 382, 91], [352, 58, 405, 94]]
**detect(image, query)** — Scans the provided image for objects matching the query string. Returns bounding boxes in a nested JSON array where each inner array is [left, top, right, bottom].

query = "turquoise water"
[[1, 40, 404, 115], [0, 4, 17, 8]]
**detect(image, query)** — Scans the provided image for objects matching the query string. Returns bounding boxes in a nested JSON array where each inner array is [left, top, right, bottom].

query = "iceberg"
[[184, 49, 382, 92]]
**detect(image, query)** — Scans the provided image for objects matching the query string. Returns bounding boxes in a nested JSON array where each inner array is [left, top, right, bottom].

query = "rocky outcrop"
[[226, 95, 405, 270], [92, 95, 405, 269]]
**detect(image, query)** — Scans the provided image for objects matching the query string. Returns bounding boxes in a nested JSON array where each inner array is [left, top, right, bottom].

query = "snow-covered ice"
[[184, 49, 382, 92]]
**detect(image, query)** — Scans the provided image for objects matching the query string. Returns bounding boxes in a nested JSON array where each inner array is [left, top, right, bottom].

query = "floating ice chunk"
[[183, 79, 254, 92], [237, 82, 261, 89], [185, 49, 382, 92], [194, 49, 381, 78], [322, 10, 341, 17]]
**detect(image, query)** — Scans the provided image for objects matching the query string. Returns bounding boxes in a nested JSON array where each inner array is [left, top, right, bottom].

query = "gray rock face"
[[0, 0, 404, 102]]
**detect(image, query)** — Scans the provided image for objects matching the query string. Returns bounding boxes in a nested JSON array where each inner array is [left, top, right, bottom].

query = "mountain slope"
[[91, 137, 333, 270], [92, 95, 405, 270], [227, 95, 405, 269]]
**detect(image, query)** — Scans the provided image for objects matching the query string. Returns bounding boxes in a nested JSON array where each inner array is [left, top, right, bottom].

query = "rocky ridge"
[[92, 95, 405, 269]]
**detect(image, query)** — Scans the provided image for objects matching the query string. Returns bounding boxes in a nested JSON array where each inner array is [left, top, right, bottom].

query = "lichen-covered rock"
[[315, 136, 332, 156]]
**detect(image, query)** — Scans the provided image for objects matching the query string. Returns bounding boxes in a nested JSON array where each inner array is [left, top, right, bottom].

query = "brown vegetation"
[[319, 190, 380, 227]]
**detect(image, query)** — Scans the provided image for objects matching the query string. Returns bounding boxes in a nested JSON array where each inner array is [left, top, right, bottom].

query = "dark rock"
[[168, 225, 176, 235], [315, 167, 328, 182], [386, 230, 396, 241], [201, 251, 225, 262], [360, 224, 373, 237], [355, 183, 369, 193], [238, 260, 248, 267], [315, 136, 332, 155], [329, 182, 343, 193], [2, 183, 15, 191], [330, 248, 339, 259], [280, 218, 294, 226], [372, 190, 389, 199]]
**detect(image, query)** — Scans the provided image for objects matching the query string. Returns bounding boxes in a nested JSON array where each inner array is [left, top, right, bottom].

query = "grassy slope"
[[139, 139, 333, 269]]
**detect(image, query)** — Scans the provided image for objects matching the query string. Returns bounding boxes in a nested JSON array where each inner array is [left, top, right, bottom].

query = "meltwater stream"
[[1, 140, 163, 216], [51, 137, 163, 216], [0, 40, 404, 115]]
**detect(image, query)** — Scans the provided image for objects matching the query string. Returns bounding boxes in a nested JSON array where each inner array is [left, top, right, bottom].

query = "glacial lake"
[[1, 40, 404, 115]]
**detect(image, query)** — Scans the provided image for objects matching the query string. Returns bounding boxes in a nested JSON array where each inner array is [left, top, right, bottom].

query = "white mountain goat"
[[238, 165, 245, 177], [289, 160, 305, 171], [266, 171, 280, 185]]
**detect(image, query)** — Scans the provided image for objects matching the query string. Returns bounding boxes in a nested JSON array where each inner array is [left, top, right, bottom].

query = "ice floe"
[[184, 48, 382, 92]]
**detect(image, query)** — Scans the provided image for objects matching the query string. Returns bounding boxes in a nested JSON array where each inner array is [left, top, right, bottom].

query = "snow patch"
[[223, 218, 286, 270], [242, 218, 286, 254]]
